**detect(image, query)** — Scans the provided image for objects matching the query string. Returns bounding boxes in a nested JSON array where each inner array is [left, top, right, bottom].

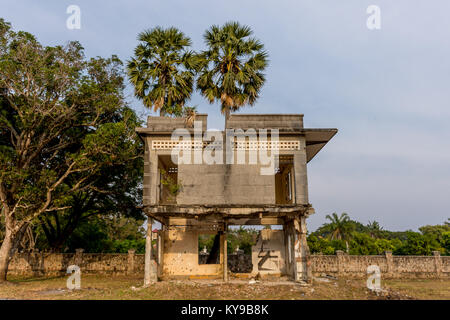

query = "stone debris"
[[131, 286, 143, 291], [314, 277, 331, 283]]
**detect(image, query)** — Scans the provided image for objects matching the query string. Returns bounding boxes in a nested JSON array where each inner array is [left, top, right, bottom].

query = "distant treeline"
[[307, 213, 450, 256]]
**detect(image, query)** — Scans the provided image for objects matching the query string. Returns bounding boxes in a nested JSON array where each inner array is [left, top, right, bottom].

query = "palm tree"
[[183, 106, 197, 128], [127, 27, 198, 116], [366, 220, 383, 239], [325, 212, 355, 253], [197, 21, 268, 127]]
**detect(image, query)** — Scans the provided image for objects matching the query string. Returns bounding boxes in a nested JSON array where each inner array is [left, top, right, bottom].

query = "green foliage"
[[0, 19, 143, 257], [127, 26, 198, 116], [419, 224, 450, 243], [317, 212, 355, 241], [443, 231, 450, 255], [226, 227, 258, 254], [198, 234, 216, 253], [63, 216, 145, 253], [110, 239, 146, 254], [307, 234, 345, 255], [393, 231, 443, 255], [198, 227, 258, 255], [160, 169, 182, 196], [197, 21, 268, 119], [309, 214, 449, 256], [349, 233, 379, 255]]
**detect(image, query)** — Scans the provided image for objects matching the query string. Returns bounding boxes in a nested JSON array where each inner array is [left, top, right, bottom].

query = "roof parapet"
[[146, 114, 208, 132]]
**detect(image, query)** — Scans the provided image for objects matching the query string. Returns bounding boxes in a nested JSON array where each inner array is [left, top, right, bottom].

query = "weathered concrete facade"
[[136, 113, 337, 283]]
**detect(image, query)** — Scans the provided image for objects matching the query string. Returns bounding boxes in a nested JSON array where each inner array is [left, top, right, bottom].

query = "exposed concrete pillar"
[[433, 251, 443, 277], [75, 248, 84, 267], [385, 251, 393, 277], [295, 217, 312, 283], [293, 147, 309, 205], [156, 231, 163, 278], [336, 250, 345, 277], [144, 218, 157, 286], [285, 217, 311, 283], [223, 231, 228, 282], [127, 249, 136, 275]]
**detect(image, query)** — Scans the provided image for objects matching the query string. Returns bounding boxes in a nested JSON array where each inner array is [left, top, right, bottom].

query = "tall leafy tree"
[[197, 21, 268, 127], [323, 213, 354, 241], [36, 153, 143, 252], [324, 212, 355, 252], [0, 20, 142, 281], [366, 220, 383, 239], [127, 27, 198, 116]]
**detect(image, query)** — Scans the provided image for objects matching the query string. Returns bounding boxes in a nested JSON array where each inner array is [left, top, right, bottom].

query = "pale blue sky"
[[2, 0, 449, 231]]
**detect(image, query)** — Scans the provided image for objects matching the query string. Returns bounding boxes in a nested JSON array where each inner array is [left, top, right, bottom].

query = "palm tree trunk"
[[224, 106, 230, 129]]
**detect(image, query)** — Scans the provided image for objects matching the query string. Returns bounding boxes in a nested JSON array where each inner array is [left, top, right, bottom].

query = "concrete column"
[[75, 249, 84, 267], [223, 232, 228, 282], [285, 217, 312, 283], [293, 147, 308, 205], [336, 250, 345, 276], [144, 218, 157, 286], [385, 251, 393, 277], [433, 251, 443, 277], [127, 249, 136, 275], [296, 217, 312, 283], [156, 231, 163, 278], [149, 151, 159, 204]]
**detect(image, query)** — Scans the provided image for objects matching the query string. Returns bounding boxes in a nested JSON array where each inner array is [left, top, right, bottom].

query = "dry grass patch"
[[0, 275, 448, 300]]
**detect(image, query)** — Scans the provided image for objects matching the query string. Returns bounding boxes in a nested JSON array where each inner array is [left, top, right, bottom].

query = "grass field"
[[0, 275, 449, 300]]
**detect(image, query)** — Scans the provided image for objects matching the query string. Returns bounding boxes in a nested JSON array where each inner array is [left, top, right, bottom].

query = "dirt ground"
[[0, 275, 448, 300]]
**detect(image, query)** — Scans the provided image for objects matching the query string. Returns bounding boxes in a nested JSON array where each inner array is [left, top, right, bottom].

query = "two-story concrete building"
[[136, 113, 337, 284]]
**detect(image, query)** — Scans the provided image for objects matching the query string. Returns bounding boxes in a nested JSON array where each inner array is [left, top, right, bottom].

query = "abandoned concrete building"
[[136, 114, 337, 284]]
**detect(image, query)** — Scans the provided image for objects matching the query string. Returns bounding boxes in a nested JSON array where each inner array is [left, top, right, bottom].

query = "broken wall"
[[250, 229, 286, 276], [161, 228, 224, 277]]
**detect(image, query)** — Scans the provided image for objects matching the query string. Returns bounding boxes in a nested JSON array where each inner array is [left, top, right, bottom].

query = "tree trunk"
[[0, 219, 28, 282], [0, 229, 13, 282], [224, 106, 230, 129]]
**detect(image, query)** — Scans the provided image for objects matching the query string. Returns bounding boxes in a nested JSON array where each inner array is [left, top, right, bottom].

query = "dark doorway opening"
[[158, 155, 178, 204], [275, 155, 294, 204]]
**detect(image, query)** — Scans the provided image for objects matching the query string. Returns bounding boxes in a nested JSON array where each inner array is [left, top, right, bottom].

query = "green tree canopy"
[[127, 27, 198, 116], [0, 19, 142, 281], [197, 21, 268, 125]]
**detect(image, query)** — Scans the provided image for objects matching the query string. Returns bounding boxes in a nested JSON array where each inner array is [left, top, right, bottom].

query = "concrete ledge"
[[144, 204, 311, 218]]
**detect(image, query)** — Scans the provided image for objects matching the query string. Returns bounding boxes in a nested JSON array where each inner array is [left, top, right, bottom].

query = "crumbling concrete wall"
[[7, 251, 450, 279], [226, 114, 304, 131], [250, 229, 286, 276], [8, 250, 145, 276], [141, 113, 310, 206], [178, 164, 275, 205], [310, 251, 450, 279], [283, 217, 311, 282], [200, 253, 253, 273], [161, 228, 223, 277]]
